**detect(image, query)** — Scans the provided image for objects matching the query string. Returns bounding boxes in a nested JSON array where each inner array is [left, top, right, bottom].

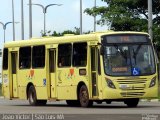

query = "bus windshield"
[[103, 44, 156, 76]]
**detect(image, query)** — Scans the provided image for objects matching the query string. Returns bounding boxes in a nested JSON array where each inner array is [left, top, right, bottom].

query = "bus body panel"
[[32, 69, 48, 99], [18, 69, 31, 99], [2, 70, 10, 99], [56, 67, 90, 100], [18, 86, 27, 99]]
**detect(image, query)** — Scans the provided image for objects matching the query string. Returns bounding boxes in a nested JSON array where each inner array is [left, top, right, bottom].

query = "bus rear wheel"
[[124, 98, 139, 107], [78, 85, 93, 107]]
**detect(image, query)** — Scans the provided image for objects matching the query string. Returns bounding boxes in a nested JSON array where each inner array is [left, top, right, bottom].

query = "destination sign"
[[102, 34, 149, 44]]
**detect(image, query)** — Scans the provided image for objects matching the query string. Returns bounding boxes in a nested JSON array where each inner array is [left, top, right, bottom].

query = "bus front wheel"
[[124, 98, 139, 107], [78, 85, 93, 107], [28, 85, 38, 106], [28, 86, 47, 106]]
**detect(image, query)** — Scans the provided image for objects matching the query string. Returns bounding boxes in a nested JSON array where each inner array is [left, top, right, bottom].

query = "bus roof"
[[4, 31, 149, 48]]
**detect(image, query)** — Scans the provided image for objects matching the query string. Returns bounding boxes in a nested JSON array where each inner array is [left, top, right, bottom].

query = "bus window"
[[73, 42, 87, 67], [3, 48, 8, 70], [58, 44, 72, 67], [19, 47, 31, 69], [32, 45, 45, 68]]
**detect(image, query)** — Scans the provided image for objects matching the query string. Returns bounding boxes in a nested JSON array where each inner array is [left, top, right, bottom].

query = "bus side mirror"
[[100, 46, 104, 55]]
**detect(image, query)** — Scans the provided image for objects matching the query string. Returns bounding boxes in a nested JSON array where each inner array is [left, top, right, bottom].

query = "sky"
[[0, 0, 108, 44], [0, 0, 109, 80]]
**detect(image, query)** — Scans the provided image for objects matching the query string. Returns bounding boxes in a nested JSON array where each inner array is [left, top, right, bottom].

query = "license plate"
[[119, 84, 128, 89]]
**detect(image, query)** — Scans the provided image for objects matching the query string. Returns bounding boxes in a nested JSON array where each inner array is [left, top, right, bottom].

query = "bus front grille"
[[117, 78, 147, 84], [120, 92, 145, 97]]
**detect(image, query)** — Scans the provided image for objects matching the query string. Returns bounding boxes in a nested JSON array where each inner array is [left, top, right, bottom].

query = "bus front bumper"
[[102, 87, 158, 100]]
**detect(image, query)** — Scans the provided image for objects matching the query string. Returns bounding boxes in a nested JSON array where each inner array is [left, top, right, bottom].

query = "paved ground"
[[0, 98, 160, 120]]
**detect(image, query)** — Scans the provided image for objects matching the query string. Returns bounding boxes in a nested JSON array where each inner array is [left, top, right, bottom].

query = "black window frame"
[[3, 48, 8, 70], [58, 43, 72, 67], [72, 42, 87, 67], [19, 46, 31, 69], [32, 45, 45, 69]]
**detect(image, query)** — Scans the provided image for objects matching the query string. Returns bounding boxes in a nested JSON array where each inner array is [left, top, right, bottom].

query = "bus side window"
[[32, 45, 45, 68], [58, 44, 72, 67], [3, 48, 8, 70], [19, 47, 31, 69], [73, 42, 87, 67]]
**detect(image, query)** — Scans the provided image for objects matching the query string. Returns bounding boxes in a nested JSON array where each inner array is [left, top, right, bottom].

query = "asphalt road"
[[0, 98, 160, 120]]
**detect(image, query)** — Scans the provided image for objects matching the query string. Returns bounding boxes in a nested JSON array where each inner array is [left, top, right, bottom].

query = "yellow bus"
[[2, 31, 158, 107]]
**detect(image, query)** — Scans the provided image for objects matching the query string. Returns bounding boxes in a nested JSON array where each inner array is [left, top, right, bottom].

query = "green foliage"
[[0, 83, 2, 96], [41, 27, 80, 37], [0, 49, 2, 57], [85, 0, 160, 48], [41, 27, 92, 37], [159, 80, 160, 100]]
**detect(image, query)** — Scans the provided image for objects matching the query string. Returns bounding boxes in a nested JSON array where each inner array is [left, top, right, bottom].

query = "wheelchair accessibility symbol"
[[132, 68, 140, 76], [43, 79, 46, 86]]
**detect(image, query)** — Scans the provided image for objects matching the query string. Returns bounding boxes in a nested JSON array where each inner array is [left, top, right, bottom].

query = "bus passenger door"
[[91, 47, 99, 97], [11, 52, 18, 98], [49, 49, 56, 98]]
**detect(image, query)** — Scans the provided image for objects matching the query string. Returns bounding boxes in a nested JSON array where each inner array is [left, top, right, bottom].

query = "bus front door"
[[91, 47, 98, 97], [49, 49, 56, 98], [11, 52, 18, 98]]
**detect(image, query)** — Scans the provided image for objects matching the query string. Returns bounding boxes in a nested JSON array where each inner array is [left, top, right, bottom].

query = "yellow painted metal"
[[12, 74, 18, 97], [50, 72, 56, 98]]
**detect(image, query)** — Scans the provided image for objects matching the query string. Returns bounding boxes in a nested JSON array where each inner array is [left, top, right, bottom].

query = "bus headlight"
[[149, 77, 156, 88], [106, 79, 116, 89]]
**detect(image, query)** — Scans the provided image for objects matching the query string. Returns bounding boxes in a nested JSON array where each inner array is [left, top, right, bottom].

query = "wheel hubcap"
[[30, 92, 34, 103], [80, 90, 88, 104]]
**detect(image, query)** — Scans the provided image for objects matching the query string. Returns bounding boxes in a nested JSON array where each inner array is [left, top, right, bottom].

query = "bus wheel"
[[28, 85, 38, 106], [79, 85, 93, 107], [66, 100, 80, 107], [124, 98, 139, 107]]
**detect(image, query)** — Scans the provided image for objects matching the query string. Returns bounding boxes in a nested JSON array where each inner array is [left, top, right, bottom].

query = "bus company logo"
[[27, 69, 34, 80], [3, 74, 8, 78], [67, 68, 75, 79], [3, 74, 8, 84], [142, 114, 159, 120]]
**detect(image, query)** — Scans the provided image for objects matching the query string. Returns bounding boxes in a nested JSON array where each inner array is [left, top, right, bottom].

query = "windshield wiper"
[[132, 44, 142, 64]]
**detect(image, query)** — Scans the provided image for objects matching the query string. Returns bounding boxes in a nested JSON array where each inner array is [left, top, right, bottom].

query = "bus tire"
[[78, 85, 93, 107], [28, 85, 38, 106], [124, 98, 139, 107]]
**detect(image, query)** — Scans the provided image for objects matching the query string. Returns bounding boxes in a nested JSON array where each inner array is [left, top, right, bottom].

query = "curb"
[[140, 99, 160, 102], [0, 96, 4, 99]]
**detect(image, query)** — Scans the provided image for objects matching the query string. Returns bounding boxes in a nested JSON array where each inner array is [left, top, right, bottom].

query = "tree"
[[0, 49, 2, 57], [41, 27, 92, 37], [85, 0, 160, 47]]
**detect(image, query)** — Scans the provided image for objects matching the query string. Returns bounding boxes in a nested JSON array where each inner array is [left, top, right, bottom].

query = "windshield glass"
[[104, 45, 156, 76]]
